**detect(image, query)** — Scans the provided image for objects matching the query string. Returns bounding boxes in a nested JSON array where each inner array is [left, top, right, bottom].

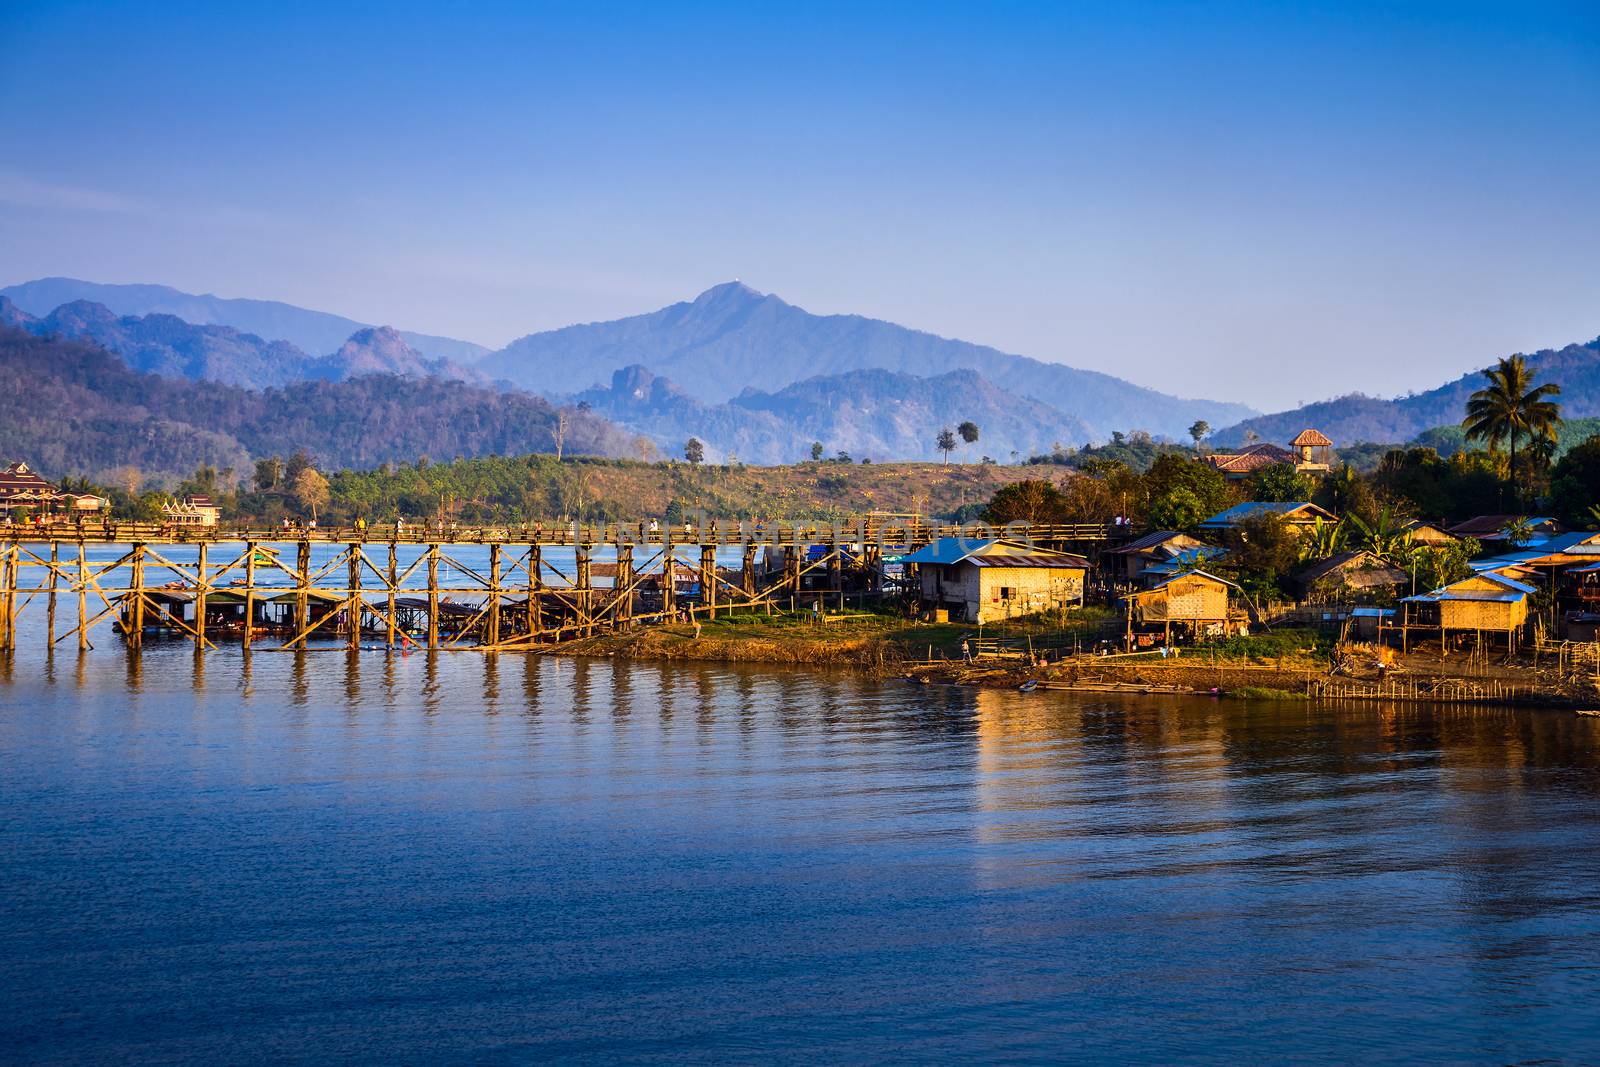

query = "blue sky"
[[1, 0, 1597, 410]]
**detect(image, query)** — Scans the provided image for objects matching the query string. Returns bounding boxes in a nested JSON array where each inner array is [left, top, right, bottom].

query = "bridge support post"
[[195, 542, 207, 653], [486, 543, 501, 648], [576, 543, 593, 637], [386, 542, 397, 649], [46, 541, 57, 647], [347, 543, 361, 650], [0, 540, 15, 651], [76, 541, 88, 653], [426, 544, 440, 649], [742, 544, 757, 599], [294, 540, 311, 641], [829, 537, 843, 611], [243, 542, 256, 651], [662, 536, 675, 618], [527, 544, 542, 641], [128, 543, 145, 649], [700, 544, 716, 620], [616, 542, 633, 630], [785, 546, 800, 613]]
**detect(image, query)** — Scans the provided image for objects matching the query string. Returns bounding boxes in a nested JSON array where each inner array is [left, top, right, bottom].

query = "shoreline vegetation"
[[551, 607, 1598, 711]]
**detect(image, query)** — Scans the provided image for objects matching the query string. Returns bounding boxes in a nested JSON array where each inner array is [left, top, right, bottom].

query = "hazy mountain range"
[[0, 324, 635, 483], [0, 278, 489, 365], [0, 297, 478, 388], [6, 275, 1596, 469], [574, 365, 1095, 464], [2, 278, 1252, 457], [1212, 335, 1600, 448], [489, 282, 1254, 438]]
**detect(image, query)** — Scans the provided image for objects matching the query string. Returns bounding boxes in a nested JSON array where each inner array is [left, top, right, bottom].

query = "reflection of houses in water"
[[968, 688, 1235, 880]]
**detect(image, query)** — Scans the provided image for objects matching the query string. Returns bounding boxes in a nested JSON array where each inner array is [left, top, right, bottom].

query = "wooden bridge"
[[0, 520, 1122, 654]]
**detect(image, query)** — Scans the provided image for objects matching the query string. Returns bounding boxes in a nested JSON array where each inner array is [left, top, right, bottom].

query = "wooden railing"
[[5, 519, 1128, 547]]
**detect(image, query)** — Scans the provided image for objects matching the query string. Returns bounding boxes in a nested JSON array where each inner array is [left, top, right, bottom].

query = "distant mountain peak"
[[690, 280, 772, 308]]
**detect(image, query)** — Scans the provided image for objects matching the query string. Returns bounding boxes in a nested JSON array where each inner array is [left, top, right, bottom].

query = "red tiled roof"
[[1290, 429, 1333, 447], [1203, 443, 1295, 474]]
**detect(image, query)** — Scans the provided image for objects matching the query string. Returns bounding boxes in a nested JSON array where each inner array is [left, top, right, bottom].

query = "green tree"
[[1142, 453, 1234, 520], [1147, 488, 1206, 530], [1462, 354, 1562, 508], [1551, 436, 1600, 524], [957, 420, 980, 462], [684, 437, 705, 466], [1251, 462, 1315, 503], [810, 441, 824, 462], [254, 456, 284, 491], [984, 480, 1067, 525], [1187, 420, 1210, 450], [936, 428, 957, 464]]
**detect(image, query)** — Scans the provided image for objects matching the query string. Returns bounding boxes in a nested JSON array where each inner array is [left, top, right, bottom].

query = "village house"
[[1400, 519, 1457, 546], [1202, 428, 1334, 481], [1398, 569, 1534, 652], [0, 461, 105, 518], [1122, 569, 1243, 644], [1198, 501, 1339, 534], [1295, 550, 1409, 603], [1103, 530, 1219, 585], [902, 537, 1089, 624], [1446, 515, 1563, 547]]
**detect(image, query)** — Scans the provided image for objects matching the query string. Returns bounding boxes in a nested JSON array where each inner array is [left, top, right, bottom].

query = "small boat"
[[1017, 680, 1039, 693]]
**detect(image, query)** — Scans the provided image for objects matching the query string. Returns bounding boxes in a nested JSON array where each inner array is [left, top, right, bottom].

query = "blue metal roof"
[[1401, 570, 1536, 603], [900, 537, 1001, 565]]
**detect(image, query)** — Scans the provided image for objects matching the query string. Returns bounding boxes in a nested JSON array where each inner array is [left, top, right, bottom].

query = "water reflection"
[[2, 652, 1600, 1062]]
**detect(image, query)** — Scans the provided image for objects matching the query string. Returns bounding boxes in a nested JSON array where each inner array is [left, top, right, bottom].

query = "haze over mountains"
[[6, 275, 1597, 471], [489, 282, 1254, 438], [0, 278, 489, 365], [1213, 335, 1600, 448], [1, 277, 1255, 463]]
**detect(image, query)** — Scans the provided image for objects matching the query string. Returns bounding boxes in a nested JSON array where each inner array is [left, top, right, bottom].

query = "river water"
[[4, 638, 1600, 1062]]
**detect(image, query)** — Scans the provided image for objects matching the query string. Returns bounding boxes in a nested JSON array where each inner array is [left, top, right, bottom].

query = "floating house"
[[902, 537, 1089, 623], [1122, 569, 1242, 642], [1198, 501, 1339, 534]]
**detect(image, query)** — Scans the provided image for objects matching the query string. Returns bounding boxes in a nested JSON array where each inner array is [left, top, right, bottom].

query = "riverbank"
[[554, 611, 1600, 709]]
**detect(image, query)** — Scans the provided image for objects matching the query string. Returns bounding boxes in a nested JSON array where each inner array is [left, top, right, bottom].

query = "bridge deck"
[[3, 520, 1119, 547]]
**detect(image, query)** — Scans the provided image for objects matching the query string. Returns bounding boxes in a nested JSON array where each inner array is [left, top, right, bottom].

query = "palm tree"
[[1462, 355, 1562, 508], [1346, 505, 1410, 562]]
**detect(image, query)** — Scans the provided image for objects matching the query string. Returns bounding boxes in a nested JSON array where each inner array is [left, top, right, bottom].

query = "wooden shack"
[[1123, 570, 1241, 642], [1398, 570, 1533, 651], [902, 537, 1089, 623], [1295, 550, 1407, 602]]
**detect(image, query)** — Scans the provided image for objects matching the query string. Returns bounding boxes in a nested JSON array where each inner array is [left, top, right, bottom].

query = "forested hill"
[[573, 364, 1095, 464], [0, 326, 638, 484], [1213, 336, 1600, 447]]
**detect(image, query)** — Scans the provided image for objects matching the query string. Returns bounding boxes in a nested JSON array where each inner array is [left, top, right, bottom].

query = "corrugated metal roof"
[[1107, 530, 1195, 555], [969, 554, 1088, 569]]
